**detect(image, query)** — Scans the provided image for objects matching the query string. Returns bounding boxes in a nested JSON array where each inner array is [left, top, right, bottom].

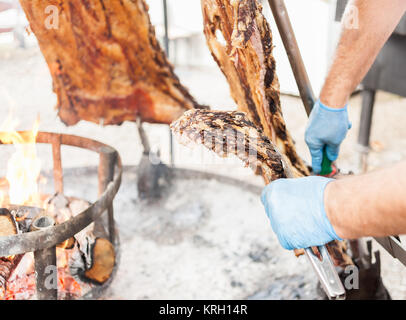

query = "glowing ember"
[[4, 267, 82, 300]]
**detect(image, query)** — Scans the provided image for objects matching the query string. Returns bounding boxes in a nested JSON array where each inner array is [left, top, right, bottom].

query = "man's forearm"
[[325, 161, 406, 239], [320, 0, 406, 108]]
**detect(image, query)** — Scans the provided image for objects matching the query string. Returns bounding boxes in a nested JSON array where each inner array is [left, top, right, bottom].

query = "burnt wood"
[[0, 255, 23, 299], [0, 209, 22, 299], [0, 208, 18, 237], [84, 238, 115, 284], [47, 193, 116, 284]]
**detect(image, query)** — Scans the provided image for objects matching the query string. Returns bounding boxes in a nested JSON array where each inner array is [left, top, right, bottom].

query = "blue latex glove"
[[261, 176, 342, 250], [305, 100, 351, 174]]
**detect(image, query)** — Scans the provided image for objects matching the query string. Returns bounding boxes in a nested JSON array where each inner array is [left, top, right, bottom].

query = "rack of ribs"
[[19, 0, 204, 126]]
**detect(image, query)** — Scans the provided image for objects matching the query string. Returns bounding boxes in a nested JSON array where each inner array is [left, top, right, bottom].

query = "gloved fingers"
[[325, 144, 340, 162], [308, 147, 323, 174], [348, 121, 352, 130], [261, 183, 281, 231], [261, 179, 286, 207], [261, 176, 340, 251], [277, 233, 294, 251], [260, 183, 273, 209]]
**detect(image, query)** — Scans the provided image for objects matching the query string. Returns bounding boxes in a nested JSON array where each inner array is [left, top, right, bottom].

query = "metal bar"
[[349, 239, 368, 269], [358, 89, 376, 173], [1, 131, 116, 153], [51, 134, 64, 194], [358, 89, 376, 149], [305, 247, 346, 300], [34, 248, 57, 300], [32, 215, 57, 300], [163, 0, 169, 55], [136, 118, 151, 153], [0, 172, 121, 256], [163, 0, 174, 166], [0, 132, 122, 257], [98, 146, 117, 243], [375, 237, 394, 257], [268, 0, 315, 116], [375, 236, 406, 267]]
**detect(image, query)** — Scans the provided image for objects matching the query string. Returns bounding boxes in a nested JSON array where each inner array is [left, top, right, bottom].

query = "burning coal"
[[0, 112, 84, 300]]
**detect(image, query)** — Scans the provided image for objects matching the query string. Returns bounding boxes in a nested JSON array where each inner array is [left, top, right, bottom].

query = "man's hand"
[[261, 176, 342, 250], [305, 100, 351, 174]]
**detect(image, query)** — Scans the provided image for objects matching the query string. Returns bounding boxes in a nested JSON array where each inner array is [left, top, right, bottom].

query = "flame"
[[0, 111, 41, 206], [15, 211, 29, 222], [0, 109, 82, 299]]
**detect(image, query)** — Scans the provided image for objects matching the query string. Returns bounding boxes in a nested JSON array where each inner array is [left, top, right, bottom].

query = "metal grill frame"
[[0, 132, 122, 299]]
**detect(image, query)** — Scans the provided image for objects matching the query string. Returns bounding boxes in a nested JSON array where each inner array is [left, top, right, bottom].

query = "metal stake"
[[268, 0, 315, 115], [32, 215, 57, 300], [358, 89, 376, 173], [51, 134, 64, 194], [268, 0, 346, 300], [163, 0, 174, 167], [98, 146, 117, 243]]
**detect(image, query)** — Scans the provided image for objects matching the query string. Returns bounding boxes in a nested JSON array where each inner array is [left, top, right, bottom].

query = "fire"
[[0, 111, 41, 206], [0, 110, 82, 299]]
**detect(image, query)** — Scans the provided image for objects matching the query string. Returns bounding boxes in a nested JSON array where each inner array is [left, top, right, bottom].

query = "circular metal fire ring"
[[0, 132, 122, 300], [0, 132, 122, 257]]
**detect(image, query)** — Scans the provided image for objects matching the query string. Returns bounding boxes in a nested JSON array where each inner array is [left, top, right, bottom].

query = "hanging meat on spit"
[[201, 0, 309, 178], [19, 0, 204, 126]]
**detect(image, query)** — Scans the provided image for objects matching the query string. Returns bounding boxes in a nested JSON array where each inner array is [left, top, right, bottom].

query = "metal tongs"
[[305, 247, 346, 299], [268, 0, 346, 299]]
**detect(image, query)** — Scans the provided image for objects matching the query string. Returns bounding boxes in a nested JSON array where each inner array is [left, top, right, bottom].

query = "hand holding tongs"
[[305, 246, 346, 300], [268, 0, 346, 300]]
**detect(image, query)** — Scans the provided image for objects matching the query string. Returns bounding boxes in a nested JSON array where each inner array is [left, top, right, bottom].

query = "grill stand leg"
[[34, 247, 57, 300], [32, 216, 57, 300], [357, 89, 376, 173], [98, 147, 117, 244], [162, 0, 174, 167]]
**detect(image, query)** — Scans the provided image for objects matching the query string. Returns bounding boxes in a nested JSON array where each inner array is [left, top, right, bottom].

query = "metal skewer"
[[305, 247, 346, 300], [163, 0, 174, 167]]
